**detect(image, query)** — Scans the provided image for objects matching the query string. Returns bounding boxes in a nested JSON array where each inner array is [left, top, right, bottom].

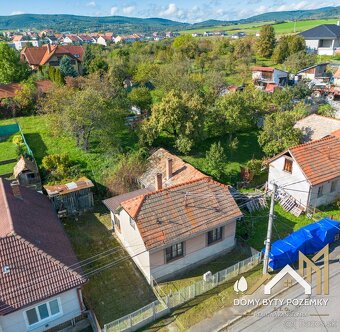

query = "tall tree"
[[0, 43, 29, 84], [59, 55, 78, 77], [82, 45, 95, 75], [256, 25, 276, 58], [258, 112, 302, 156], [206, 142, 227, 179], [141, 90, 205, 153]]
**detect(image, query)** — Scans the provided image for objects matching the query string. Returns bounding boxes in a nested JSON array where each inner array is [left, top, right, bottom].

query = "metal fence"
[[103, 252, 261, 332]]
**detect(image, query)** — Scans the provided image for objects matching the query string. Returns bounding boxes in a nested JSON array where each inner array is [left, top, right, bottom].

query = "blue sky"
[[0, 0, 337, 23]]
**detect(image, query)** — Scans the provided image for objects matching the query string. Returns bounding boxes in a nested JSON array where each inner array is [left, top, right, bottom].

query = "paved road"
[[227, 244, 340, 332]]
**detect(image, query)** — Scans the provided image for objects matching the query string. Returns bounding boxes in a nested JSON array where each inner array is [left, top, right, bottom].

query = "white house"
[[300, 23, 340, 56], [103, 150, 242, 283], [267, 130, 340, 210], [0, 179, 87, 332]]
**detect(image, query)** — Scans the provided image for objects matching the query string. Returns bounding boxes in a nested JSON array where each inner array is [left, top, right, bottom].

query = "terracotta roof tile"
[[139, 148, 206, 189], [0, 179, 86, 314], [269, 132, 340, 186], [121, 177, 242, 250], [0, 80, 53, 99]]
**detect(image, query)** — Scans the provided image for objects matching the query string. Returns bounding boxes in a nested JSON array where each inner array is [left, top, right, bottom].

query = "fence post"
[[129, 314, 133, 329], [152, 301, 156, 320], [237, 261, 240, 274]]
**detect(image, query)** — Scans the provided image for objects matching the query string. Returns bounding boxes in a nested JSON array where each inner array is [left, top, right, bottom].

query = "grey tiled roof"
[[300, 24, 340, 39]]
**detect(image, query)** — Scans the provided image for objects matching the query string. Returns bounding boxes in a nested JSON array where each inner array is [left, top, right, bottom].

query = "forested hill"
[[0, 6, 339, 33], [0, 14, 189, 33]]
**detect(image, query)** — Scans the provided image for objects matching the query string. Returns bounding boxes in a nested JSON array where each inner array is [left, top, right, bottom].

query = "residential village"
[[0, 14, 340, 332]]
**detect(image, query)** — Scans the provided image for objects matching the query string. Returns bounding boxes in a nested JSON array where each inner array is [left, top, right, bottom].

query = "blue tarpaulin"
[[263, 218, 340, 270]]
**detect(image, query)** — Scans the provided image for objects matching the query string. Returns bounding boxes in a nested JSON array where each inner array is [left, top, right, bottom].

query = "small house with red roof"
[[267, 130, 340, 209], [21, 44, 84, 74], [0, 179, 87, 331], [252, 66, 289, 92], [103, 149, 242, 282]]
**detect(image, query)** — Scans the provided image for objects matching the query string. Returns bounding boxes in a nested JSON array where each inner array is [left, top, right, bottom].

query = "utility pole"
[[263, 183, 277, 275]]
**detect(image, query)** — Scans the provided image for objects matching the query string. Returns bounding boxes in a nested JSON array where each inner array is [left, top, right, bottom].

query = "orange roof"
[[44, 177, 94, 196], [0, 80, 53, 99], [21, 45, 84, 66], [121, 177, 242, 250], [12, 35, 23, 42], [252, 66, 274, 72], [139, 148, 206, 189], [269, 132, 340, 186], [334, 67, 340, 79]]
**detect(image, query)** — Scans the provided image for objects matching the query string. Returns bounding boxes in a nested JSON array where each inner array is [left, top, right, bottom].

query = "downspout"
[[77, 288, 86, 312]]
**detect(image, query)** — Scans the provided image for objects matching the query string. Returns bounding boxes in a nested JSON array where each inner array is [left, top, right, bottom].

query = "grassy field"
[[0, 115, 119, 186], [0, 134, 19, 175], [181, 19, 339, 36], [63, 204, 156, 326], [240, 203, 340, 251], [155, 130, 265, 186]]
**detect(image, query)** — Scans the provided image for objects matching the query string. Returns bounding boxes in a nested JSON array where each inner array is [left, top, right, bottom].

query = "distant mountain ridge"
[[0, 6, 339, 33]]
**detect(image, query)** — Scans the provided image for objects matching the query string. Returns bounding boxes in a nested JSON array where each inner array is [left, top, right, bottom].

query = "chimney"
[[11, 181, 22, 199], [166, 158, 173, 180], [155, 173, 162, 191]]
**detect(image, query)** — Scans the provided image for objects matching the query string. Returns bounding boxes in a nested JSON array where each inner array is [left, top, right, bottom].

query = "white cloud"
[[110, 6, 118, 15], [86, 1, 96, 7], [159, 3, 178, 16], [10, 11, 25, 15], [122, 6, 135, 15]]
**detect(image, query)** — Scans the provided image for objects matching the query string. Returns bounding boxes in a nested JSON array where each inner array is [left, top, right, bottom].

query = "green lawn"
[[0, 134, 19, 175], [158, 243, 256, 295], [155, 130, 264, 186], [180, 19, 339, 36], [240, 203, 340, 251], [63, 204, 156, 326], [0, 115, 122, 187]]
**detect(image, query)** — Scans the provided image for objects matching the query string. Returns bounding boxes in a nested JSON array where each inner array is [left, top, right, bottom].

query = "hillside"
[[0, 14, 188, 33]]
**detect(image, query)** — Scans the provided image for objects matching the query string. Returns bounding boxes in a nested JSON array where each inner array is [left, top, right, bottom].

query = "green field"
[[0, 134, 19, 175], [181, 19, 339, 36]]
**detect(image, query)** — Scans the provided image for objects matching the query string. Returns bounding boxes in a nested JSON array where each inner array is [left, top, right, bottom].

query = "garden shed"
[[13, 156, 41, 190], [44, 177, 94, 217]]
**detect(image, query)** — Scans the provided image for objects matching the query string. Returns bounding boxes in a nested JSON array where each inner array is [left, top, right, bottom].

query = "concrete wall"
[[149, 221, 237, 281], [309, 177, 340, 208], [268, 156, 339, 208], [268, 155, 311, 207], [113, 209, 151, 282], [0, 288, 82, 332], [305, 39, 319, 51]]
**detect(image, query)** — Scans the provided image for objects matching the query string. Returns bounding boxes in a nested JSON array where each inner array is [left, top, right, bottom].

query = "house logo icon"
[[264, 265, 311, 294], [237, 244, 329, 296]]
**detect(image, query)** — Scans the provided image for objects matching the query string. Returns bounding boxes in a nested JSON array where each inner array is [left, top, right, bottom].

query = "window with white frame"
[[207, 227, 223, 245], [25, 298, 61, 327]]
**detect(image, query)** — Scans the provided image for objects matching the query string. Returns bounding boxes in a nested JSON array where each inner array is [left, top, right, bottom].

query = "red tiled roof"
[[21, 45, 84, 66], [269, 132, 340, 185], [12, 35, 23, 42], [0, 179, 86, 314], [121, 177, 242, 250], [0, 80, 53, 99], [139, 148, 206, 189], [252, 66, 274, 72]]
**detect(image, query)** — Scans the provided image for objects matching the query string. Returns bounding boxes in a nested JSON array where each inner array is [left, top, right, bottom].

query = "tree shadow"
[[23, 133, 48, 164]]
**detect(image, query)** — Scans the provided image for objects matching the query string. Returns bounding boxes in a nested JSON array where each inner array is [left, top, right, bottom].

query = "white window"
[[25, 298, 62, 328]]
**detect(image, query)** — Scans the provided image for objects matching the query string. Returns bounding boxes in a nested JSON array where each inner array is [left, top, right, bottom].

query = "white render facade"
[[111, 208, 237, 283], [305, 38, 340, 56], [0, 288, 83, 332], [268, 154, 339, 209]]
